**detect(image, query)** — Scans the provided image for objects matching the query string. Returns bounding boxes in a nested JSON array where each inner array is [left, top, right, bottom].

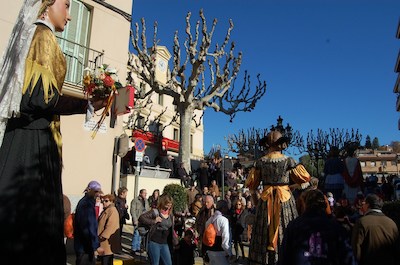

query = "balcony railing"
[[57, 36, 104, 86]]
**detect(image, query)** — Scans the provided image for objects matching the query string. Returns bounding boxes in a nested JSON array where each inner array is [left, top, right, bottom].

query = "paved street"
[[66, 224, 249, 265]]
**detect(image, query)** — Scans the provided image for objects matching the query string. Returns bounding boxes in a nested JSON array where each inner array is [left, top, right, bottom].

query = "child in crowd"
[[326, 192, 335, 210], [177, 229, 196, 265]]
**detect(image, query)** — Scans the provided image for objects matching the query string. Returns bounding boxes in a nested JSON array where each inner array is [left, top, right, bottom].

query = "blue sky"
[[130, 0, 400, 157]]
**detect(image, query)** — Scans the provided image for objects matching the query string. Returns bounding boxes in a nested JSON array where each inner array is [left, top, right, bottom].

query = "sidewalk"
[[66, 224, 249, 265]]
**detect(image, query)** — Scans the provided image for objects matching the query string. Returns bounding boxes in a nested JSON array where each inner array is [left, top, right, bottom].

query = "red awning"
[[132, 130, 179, 151]]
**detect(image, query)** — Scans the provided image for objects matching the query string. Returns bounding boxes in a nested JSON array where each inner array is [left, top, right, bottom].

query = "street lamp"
[[220, 147, 229, 200], [270, 116, 294, 144]]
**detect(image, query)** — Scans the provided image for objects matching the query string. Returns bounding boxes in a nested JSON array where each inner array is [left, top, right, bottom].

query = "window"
[[190, 134, 193, 154], [158, 94, 164, 106], [138, 83, 146, 98], [360, 162, 365, 167], [57, 0, 92, 84], [381, 161, 387, 166], [137, 116, 145, 129], [370, 161, 376, 167], [392, 161, 397, 166], [173, 128, 179, 141]]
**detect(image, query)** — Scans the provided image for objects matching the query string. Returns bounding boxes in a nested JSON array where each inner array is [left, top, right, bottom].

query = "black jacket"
[[279, 209, 355, 265], [74, 194, 100, 254], [115, 196, 129, 224]]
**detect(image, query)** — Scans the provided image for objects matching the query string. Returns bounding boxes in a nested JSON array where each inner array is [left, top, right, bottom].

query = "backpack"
[[305, 231, 335, 265], [64, 213, 74, 239], [202, 222, 217, 247]]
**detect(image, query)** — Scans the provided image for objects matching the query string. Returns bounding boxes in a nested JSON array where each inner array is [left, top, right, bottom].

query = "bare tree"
[[226, 116, 304, 160], [226, 127, 268, 160], [305, 128, 362, 181], [128, 10, 267, 169], [305, 128, 362, 160]]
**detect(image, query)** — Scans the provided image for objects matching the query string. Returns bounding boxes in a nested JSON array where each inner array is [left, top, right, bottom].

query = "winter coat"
[[130, 196, 150, 226], [232, 209, 248, 242], [74, 194, 99, 255], [97, 204, 120, 255], [280, 209, 355, 265], [195, 206, 215, 237], [352, 210, 399, 265], [115, 196, 129, 225], [138, 208, 178, 247]]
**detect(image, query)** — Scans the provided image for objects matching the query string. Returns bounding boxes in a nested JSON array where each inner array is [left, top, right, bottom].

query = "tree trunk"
[[178, 106, 193, 173]]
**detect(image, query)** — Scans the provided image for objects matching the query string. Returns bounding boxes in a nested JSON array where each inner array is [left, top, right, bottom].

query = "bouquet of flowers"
[[83, 64, 122, 99], [82, 64, 122, 138]]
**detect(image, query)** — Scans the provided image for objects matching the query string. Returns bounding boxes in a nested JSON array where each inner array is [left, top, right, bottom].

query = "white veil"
[[0, 0, 41, 146]]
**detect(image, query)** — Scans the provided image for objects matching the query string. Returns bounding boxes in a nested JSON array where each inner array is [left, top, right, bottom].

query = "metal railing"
[[57, 36, 104, 85]]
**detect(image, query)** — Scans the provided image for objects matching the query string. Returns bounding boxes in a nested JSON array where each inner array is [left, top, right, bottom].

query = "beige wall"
[[87, 1, 129, 71], [1, 1, 24, 54], [121, 174, 180, 224], [63, 0, 132, 202]]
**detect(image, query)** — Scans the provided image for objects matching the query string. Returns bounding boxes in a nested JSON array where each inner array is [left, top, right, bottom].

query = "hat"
[[85, 180, 102, 192], [259, 130, 289, 150]]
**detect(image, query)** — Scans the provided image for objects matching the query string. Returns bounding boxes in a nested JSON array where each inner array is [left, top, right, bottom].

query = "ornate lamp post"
[[270, 115, 297, 149], [220, 147, 229, 200], [226, 116, 303, 161]]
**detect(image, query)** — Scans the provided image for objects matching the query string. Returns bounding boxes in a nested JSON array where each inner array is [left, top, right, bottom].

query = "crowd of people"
[[65, 130, 400, 265], [138, 130, 399, 265]]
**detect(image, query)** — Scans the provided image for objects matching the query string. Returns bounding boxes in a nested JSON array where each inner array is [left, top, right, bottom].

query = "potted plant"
[[163, 183, 187, 213]]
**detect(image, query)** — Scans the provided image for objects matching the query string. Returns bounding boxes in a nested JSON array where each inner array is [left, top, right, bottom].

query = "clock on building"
[[157, 58, 167, 72]]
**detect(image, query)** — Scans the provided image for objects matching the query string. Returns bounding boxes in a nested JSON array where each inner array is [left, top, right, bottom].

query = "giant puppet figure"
[[246, 130, 311, 265], [0, 1, 104, 264]]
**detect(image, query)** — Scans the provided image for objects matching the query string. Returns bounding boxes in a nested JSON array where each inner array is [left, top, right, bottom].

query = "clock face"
[[158, 59, 167, 72]]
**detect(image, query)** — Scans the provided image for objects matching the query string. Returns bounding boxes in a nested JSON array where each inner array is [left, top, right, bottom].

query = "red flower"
[[85, 83, 96, 94], [103, 75, 115, 87]]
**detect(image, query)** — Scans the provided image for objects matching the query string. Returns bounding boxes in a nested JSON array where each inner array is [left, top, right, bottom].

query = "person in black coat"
[[115, 187, 129, 254], [177, 229, 196, 265], [177, 162, 191, 188], [164, 155, 177, 178], [279, 189, 355, 265], [197, 161, 210, 190], [74, 181, 104, 265]]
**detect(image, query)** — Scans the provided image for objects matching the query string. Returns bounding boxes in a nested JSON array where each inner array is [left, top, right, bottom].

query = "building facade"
[[358, 147, 400, 177], [126, 46, 205, 171]]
